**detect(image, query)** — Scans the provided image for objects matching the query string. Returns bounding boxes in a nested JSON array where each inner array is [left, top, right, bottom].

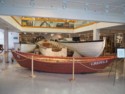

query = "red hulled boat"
[[12, 51, 115, 74]]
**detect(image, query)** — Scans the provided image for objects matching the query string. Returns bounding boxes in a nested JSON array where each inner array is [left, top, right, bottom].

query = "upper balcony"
[[12, 16, 96, 29]]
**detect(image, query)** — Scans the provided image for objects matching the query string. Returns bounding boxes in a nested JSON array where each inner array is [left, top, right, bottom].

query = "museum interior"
[[0, 0, 125, 94]]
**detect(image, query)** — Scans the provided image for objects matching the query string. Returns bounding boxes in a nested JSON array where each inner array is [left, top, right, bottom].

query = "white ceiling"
[[0, 0, 125, 32], [0, 0, 125, 15], [106, 25, 125, 30], [0, 18, 19, 31]]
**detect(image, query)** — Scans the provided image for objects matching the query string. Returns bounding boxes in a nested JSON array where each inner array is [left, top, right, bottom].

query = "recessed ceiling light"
[[124, 12, 125, 15], [105, 9, 109, 13], [30, 0, 35, 7], [105, 5, 109, 9]]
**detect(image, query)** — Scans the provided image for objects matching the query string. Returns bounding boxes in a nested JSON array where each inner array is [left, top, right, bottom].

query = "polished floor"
[[0, 52, 125, 94]]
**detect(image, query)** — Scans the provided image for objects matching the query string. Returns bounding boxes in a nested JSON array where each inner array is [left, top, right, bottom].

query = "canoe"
[[12, 50, 115, 74], [60, 37, 106, 57]]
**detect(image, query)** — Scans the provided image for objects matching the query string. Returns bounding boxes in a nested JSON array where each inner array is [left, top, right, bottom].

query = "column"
[[93, 24, 100, 40], [0, 29, 4, 45], [4, 29, 8, 52], [93, 29, 100, 40]]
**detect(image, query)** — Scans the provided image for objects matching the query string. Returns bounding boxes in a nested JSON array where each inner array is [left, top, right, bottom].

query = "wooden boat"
[[37, 40, 67, 57], [12, 50, 115, 74], [60, 37, 106, 57], [37, 40, 81, 57]]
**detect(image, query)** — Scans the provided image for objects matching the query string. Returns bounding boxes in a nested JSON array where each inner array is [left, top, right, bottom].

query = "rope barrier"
[[14, 57, 29, 62], [12, 51, 32, 61], [75, 57, 115, 71], [77, 56, 116, 71], [11, 55, 29, 62], [77, 62, 105, 71]]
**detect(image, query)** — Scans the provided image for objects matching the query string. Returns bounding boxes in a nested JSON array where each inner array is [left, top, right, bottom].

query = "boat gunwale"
[[59, 40, 103, 43], [12, 51, 116, 64]]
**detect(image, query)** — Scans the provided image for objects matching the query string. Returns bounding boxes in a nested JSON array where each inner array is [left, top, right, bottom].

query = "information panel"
[[117, 48, 125, 58]]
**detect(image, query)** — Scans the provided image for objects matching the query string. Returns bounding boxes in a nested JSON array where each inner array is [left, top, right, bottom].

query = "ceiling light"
[[84, 3, 88, 11], [51, 34, 54, 36], [84, 7, 88, 11], [105, 9, 109, 13], [105, 5, 109, 9], [105, 5, 109, 13], [85, 3, 88, 6], [62, 0, 68, 9], [24, 32, 27, 35], [30, 0, 35, 7], [124, 12, 125, 15]]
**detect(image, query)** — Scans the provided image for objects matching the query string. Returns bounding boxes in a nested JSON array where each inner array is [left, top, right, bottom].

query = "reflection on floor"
[[0, 51, 125, 94]]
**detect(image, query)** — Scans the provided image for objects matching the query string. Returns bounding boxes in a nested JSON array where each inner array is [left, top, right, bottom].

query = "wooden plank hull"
[[12, 51, 115, 74]]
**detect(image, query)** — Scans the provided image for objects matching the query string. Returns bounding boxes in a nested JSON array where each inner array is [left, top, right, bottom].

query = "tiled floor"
[[0, 52, 125, 94]]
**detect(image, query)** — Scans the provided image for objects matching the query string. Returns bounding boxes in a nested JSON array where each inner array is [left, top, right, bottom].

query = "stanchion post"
[[70, 57, 75, 81], [123, 59, 125, 78], [31, 56, 36, 78]]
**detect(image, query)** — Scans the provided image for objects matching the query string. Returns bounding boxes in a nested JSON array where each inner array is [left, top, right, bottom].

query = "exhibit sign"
[[117, 48, 125, 58]]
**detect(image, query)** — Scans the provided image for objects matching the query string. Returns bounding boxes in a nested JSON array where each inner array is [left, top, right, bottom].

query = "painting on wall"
[[115, 33, 124, 48]]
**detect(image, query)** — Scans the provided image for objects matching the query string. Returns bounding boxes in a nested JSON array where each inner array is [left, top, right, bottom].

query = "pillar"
[[93, 29, 100, 40], [4, 29, 8, 52], [0, 29, 4, 45], [93, 24, 100, 40]]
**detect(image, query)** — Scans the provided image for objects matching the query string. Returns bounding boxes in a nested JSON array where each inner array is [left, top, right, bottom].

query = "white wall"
[[0, 29, 19, 50], [0, 29, 4, 45], [8, 32, 19, 49]]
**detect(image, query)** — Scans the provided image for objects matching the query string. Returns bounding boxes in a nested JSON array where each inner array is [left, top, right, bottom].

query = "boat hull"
[[12, 51, 115, 74], [60, 38, 106, 57]]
